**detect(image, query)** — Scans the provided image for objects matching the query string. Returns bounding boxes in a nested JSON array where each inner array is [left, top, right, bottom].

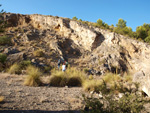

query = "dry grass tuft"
[[49, 71, 67, 87], [24, 65, 42, 86], [49, 67, 86, 87], [8, 63, 21, 74]]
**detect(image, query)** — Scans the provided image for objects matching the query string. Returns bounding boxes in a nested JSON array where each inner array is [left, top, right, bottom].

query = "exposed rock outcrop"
[[1, 13, 150, 77]]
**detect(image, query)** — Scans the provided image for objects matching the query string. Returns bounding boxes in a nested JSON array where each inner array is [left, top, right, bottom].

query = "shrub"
[[0, 53, 7, 64], [24, 65, 42, 86], [33, 49, 44, 57], [8, 63, 21, 74], [0, 36, 11, 45], [82, 82, 150, 113]]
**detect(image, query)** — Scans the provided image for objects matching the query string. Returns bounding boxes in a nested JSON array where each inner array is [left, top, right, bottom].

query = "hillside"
[[1, 13, 150, 75], [0, 13, 150, 112]]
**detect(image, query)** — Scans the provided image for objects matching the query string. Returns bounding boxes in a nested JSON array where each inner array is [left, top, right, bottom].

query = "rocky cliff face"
[[2, 13, 150, 77]]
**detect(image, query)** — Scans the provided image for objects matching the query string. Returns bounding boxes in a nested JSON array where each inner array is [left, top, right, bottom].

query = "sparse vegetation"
[[24, 65, 42, 86], [82, 78, 150, 113]]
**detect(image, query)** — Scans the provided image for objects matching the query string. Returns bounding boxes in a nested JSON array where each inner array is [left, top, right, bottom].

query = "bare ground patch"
[[0, 73, 84, 113]]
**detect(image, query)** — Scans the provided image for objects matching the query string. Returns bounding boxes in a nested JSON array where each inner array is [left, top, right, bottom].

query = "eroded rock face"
[[5, 13, 101, 51]]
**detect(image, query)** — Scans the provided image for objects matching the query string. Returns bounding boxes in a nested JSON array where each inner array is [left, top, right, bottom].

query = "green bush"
[[0, 36, 11, 45], [24, 65, 42, 86], [0, 53, 7, 64]]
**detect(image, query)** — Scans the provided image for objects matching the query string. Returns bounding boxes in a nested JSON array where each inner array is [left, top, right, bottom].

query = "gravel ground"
[[0, 73, 84, 113]]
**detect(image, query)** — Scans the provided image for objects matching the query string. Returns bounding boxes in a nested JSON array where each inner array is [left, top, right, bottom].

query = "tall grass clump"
[[49, 70, 67, 87], [49, 67, 86, 87], [24, 65, 42, 86], [66, 67, 86, 86], [102, 73, 122, 92], [8, 63, 21, 74]]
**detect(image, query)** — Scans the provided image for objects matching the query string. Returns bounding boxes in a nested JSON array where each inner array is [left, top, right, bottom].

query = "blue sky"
[[0, 0, 150, 31]]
